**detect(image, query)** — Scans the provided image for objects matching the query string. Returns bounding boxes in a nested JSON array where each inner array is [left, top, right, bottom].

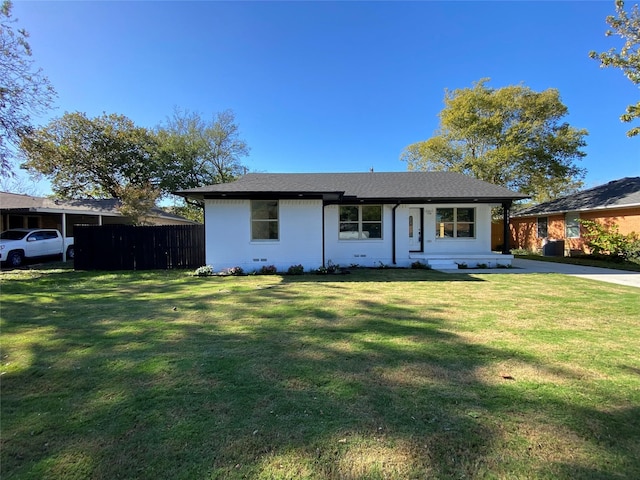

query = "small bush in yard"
[[580, 220, 640, 261], [259, 265, 278, 275], [411, 261, 430, 269], [511, 248, 535, 255], [327, 262, 339, 273], [225, 266, 244, 276], [194, 265, 214, 276], [287, 264, 305, 275]]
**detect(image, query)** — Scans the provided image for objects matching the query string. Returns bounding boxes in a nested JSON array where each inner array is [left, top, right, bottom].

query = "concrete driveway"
[[437, 258, 640, 288], [510, 258, 640, 288]]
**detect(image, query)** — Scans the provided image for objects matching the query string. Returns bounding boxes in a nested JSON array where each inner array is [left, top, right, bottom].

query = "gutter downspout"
[[322, 203, 326, 267], [392, 202, 401, 265], [502, 201, 512, 254]]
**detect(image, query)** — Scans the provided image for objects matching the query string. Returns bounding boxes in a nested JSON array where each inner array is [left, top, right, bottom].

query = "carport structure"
[[1, 192, 197, 259]]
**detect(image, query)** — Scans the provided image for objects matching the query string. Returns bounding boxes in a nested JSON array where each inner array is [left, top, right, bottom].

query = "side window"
[[251, 200, 279, 240], [537, 217, 548, 238], [566, 213, 580, 238]]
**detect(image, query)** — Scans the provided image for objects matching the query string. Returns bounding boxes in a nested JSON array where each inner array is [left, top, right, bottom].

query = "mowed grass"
[[1, 267, 639, 479]]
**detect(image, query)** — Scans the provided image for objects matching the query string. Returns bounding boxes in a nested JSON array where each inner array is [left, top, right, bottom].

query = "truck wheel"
[[66, 246, 75, 260], [8, 251, 23, 267]]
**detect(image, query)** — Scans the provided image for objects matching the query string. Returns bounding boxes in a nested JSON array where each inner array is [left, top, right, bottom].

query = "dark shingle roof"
[[0, 192, 193, 222], [513, 177, 640, 217], [176, 172, 527, 203]]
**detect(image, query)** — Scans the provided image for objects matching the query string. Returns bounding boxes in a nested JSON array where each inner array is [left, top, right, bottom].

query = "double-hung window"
[[435, 208, 475, 238], [339, 205, 382, 240], [565, 212, 580, 238], [251, 200, 279, 240], [537, 217, 548, 238]]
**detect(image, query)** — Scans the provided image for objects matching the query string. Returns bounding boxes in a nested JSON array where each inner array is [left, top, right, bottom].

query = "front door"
[[408, 208, 422, 252]]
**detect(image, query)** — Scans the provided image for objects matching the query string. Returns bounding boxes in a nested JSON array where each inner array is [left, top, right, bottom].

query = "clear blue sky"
[[11, 0, 640, 195]]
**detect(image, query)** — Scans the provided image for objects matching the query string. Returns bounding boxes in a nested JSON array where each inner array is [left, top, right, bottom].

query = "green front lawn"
[[1, 267, 639, 479]]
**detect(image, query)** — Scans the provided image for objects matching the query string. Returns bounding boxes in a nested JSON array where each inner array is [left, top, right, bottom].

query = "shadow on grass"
[[265, 268, 486, 284], [1, 269, 638, 479]]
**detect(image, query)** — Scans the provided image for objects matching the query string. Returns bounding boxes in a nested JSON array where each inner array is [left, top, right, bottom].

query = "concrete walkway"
[[438, 258, 640, 288], [511, 258, 640, 288]]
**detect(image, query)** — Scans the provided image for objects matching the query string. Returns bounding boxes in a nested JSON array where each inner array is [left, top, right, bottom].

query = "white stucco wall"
[[323, 203, 495, 268], [204, 199, 501, 272], [418, 204, 494, 254], [204, 199, 323, 272], [323, 204, 396, 268]]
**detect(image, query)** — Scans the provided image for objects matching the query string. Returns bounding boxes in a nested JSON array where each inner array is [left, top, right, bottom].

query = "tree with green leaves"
[[401, 79, 588, 203], [20, 108, 250, 224], [155, 108, 250, 220], [589, 0, 640, 137], [0, 0, 56, 177], [20, 112, 161, 223], [156, 108, 250, 191]]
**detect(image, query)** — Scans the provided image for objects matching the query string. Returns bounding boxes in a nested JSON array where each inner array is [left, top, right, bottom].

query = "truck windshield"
[[0, 231, 29, 240]]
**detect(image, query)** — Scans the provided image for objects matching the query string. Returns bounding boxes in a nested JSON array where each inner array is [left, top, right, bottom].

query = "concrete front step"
[[426, 260, 459, 270], [410, 253, 514, 269]]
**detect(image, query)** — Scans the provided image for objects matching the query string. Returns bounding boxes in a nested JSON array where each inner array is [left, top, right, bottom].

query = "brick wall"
[[510, 207, 640, 254]]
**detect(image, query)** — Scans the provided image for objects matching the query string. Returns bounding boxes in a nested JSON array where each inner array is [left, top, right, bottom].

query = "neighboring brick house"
[[510, 177, 640, 255]]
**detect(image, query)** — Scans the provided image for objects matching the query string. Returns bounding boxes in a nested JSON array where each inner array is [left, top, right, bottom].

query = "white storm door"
[[408, 208, 422, 252]]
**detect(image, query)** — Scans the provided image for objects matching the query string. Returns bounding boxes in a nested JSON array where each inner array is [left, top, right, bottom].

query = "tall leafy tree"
[[155, 108, 250, 219], [19, 109, 250, 224], [156, 108, 250, 190], [0, 0, 56, 177], [589, 0, 640, 137], [401, 79, 588, 203], [20, 112, 161, 222]]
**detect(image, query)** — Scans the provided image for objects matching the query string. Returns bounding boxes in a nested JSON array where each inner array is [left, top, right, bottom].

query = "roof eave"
[[176, 191, 345, 201], [0, 206, 124, 216], [177, 192, 527, 204], [513, 202, 640, 217]]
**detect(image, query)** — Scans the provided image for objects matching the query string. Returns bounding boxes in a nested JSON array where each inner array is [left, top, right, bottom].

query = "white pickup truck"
[[0, 228, 75, 267]]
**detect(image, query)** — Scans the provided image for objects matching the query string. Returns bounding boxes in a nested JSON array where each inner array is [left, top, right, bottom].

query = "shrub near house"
[[580, 220, 640, 261]]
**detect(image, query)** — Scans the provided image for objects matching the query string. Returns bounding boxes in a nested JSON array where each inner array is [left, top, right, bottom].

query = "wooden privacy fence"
[[74, 224, 205, 271]]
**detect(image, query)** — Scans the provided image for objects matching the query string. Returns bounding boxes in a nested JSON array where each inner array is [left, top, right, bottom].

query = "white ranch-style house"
[[177, 172, 528, 272]]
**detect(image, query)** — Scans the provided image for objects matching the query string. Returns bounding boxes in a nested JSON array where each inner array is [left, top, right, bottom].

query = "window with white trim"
[[251, 200, 279, 240], [566, 212, 580, 238], [339, 205, 382, 240], [537, 217, 548, 238], [435, 208, 475, 238]]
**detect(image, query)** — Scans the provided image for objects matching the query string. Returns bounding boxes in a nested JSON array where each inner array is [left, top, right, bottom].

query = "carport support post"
[[502, 201, 511, 255], [62, 212, 67, 262]]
